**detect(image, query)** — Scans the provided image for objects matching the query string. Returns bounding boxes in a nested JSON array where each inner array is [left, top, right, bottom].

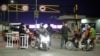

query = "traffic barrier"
[[6, 33, 29, 48], [20, 34, 29, 48], [6, 33, 13, 47]]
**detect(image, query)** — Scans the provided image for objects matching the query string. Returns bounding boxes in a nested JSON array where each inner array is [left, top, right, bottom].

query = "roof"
[[57, 15, 86, 20]]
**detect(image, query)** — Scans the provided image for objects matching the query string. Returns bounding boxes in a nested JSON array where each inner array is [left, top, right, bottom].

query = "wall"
[[96, 19, 100, 33], [0, 24, 9, 32]]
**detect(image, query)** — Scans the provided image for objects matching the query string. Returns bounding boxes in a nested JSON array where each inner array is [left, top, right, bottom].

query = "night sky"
[[0, 0, 100, 24]]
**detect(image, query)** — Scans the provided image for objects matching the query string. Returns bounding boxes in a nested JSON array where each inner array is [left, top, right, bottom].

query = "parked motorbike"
[[29, 32, 37, 48]]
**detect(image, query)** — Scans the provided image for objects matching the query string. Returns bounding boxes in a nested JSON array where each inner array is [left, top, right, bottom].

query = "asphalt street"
[[0, 37, 100, 56]]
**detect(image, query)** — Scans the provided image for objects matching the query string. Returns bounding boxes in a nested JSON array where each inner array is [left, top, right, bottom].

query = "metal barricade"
[[20, 34, 29, 48], [6, 33, 13, 47]]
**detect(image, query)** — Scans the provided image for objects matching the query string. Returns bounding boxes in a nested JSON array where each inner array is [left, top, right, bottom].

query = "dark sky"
[[0, 0, 99, 15], [0, 0, 100, 24]]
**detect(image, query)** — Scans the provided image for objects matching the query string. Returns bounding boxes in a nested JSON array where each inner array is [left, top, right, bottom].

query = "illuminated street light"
[[11, 0, 14, 3], [10, 0, 14, 4], [9, 0, 17, 4]]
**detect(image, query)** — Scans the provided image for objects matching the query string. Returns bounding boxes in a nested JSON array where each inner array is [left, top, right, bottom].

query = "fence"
[[6, 33, 13, 47], [20, 34, 29, 48], [6, 32, 29, 48]]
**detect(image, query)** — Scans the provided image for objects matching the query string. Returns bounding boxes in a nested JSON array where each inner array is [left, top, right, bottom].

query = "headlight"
[[46, 36, 50, 41], [40, 35, 50, 42]]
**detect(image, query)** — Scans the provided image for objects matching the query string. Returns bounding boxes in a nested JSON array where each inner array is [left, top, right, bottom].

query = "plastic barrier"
[[6, 33, 29, 48], [6, 33, 13, 47], [20, 34, 29, 48]]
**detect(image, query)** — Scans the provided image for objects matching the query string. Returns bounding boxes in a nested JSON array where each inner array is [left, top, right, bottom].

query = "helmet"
[[40, 23, 44, 28], [82, 27, 86, 33]]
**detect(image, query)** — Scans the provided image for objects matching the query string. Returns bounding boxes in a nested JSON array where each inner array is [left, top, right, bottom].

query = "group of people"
[[18, 23, 53, 48], [60, 21, 96, 50], [81, 24, 96, 50], [11, 22, 96, 50]]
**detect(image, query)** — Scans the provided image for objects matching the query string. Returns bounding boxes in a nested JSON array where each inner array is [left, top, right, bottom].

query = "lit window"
[[57, 25, 62, 29], [81, 19, 88, 23], [50, 24, 56, 29], [29, 25, 35, 28]]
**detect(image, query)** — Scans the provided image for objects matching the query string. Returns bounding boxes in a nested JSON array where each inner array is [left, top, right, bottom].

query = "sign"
[[34, 10, 39, 19], [1, 4, 7, 11], [8, 4, 29, 12], [39, 5, 46, 12], [39, 5, 60, 13], [22, 4, 29, 12]]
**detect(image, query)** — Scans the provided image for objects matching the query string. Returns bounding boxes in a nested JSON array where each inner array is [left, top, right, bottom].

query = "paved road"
[[0, 38, 100, 56]]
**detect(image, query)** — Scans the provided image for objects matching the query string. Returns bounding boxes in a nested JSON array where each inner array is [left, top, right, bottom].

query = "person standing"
[[83, 25, 91, 50], [90, 25, 96, 49], [60, 22, 72, 49], [19, 23, 26, 34], [19, 23, 26, 48], [47, 23, 53, 46]]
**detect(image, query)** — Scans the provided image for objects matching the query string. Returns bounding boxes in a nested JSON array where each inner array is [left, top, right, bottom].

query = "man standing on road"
[[60, 22, 72, 49], [47, 23, 53, 46]]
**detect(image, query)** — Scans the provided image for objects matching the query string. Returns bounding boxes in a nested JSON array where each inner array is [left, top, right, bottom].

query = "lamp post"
[[34, 0, 39, 29], [74, 4, 78, 31], [9, 0, 18, 23], [36, 0, 38, 25], [1, 4, 8, 30]]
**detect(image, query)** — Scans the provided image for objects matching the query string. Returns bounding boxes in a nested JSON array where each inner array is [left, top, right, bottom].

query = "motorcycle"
[[38, 33, 50, 51], [80, 38, 94, 51], [29, 32, 39, 48], [66, 38, 79, 50], [65, 37, 94, 51]]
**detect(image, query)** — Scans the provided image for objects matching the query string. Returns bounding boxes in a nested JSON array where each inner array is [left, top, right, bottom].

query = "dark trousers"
[[61, 34, 68, 48], [83, 38, 89, 49], [72, 37, 78, 48]]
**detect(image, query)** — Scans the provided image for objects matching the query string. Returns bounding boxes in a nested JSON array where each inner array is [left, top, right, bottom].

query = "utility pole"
[[34, 0, 39, 29], [74, 4, 78, 31]]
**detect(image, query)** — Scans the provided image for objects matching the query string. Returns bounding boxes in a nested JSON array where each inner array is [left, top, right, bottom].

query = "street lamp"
[[9, 0, 16, 4], [9, 0, 18, 22], [1, 4, 8, 30], [10, 0, 14, 4], [8, 0, 16, 23], [34, 0, 38, 29]]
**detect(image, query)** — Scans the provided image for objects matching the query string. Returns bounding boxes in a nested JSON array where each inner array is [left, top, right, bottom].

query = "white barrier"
[[20, 34, 29, 48], [6, 33, 29, 48], [6, 33, 13, 47]]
